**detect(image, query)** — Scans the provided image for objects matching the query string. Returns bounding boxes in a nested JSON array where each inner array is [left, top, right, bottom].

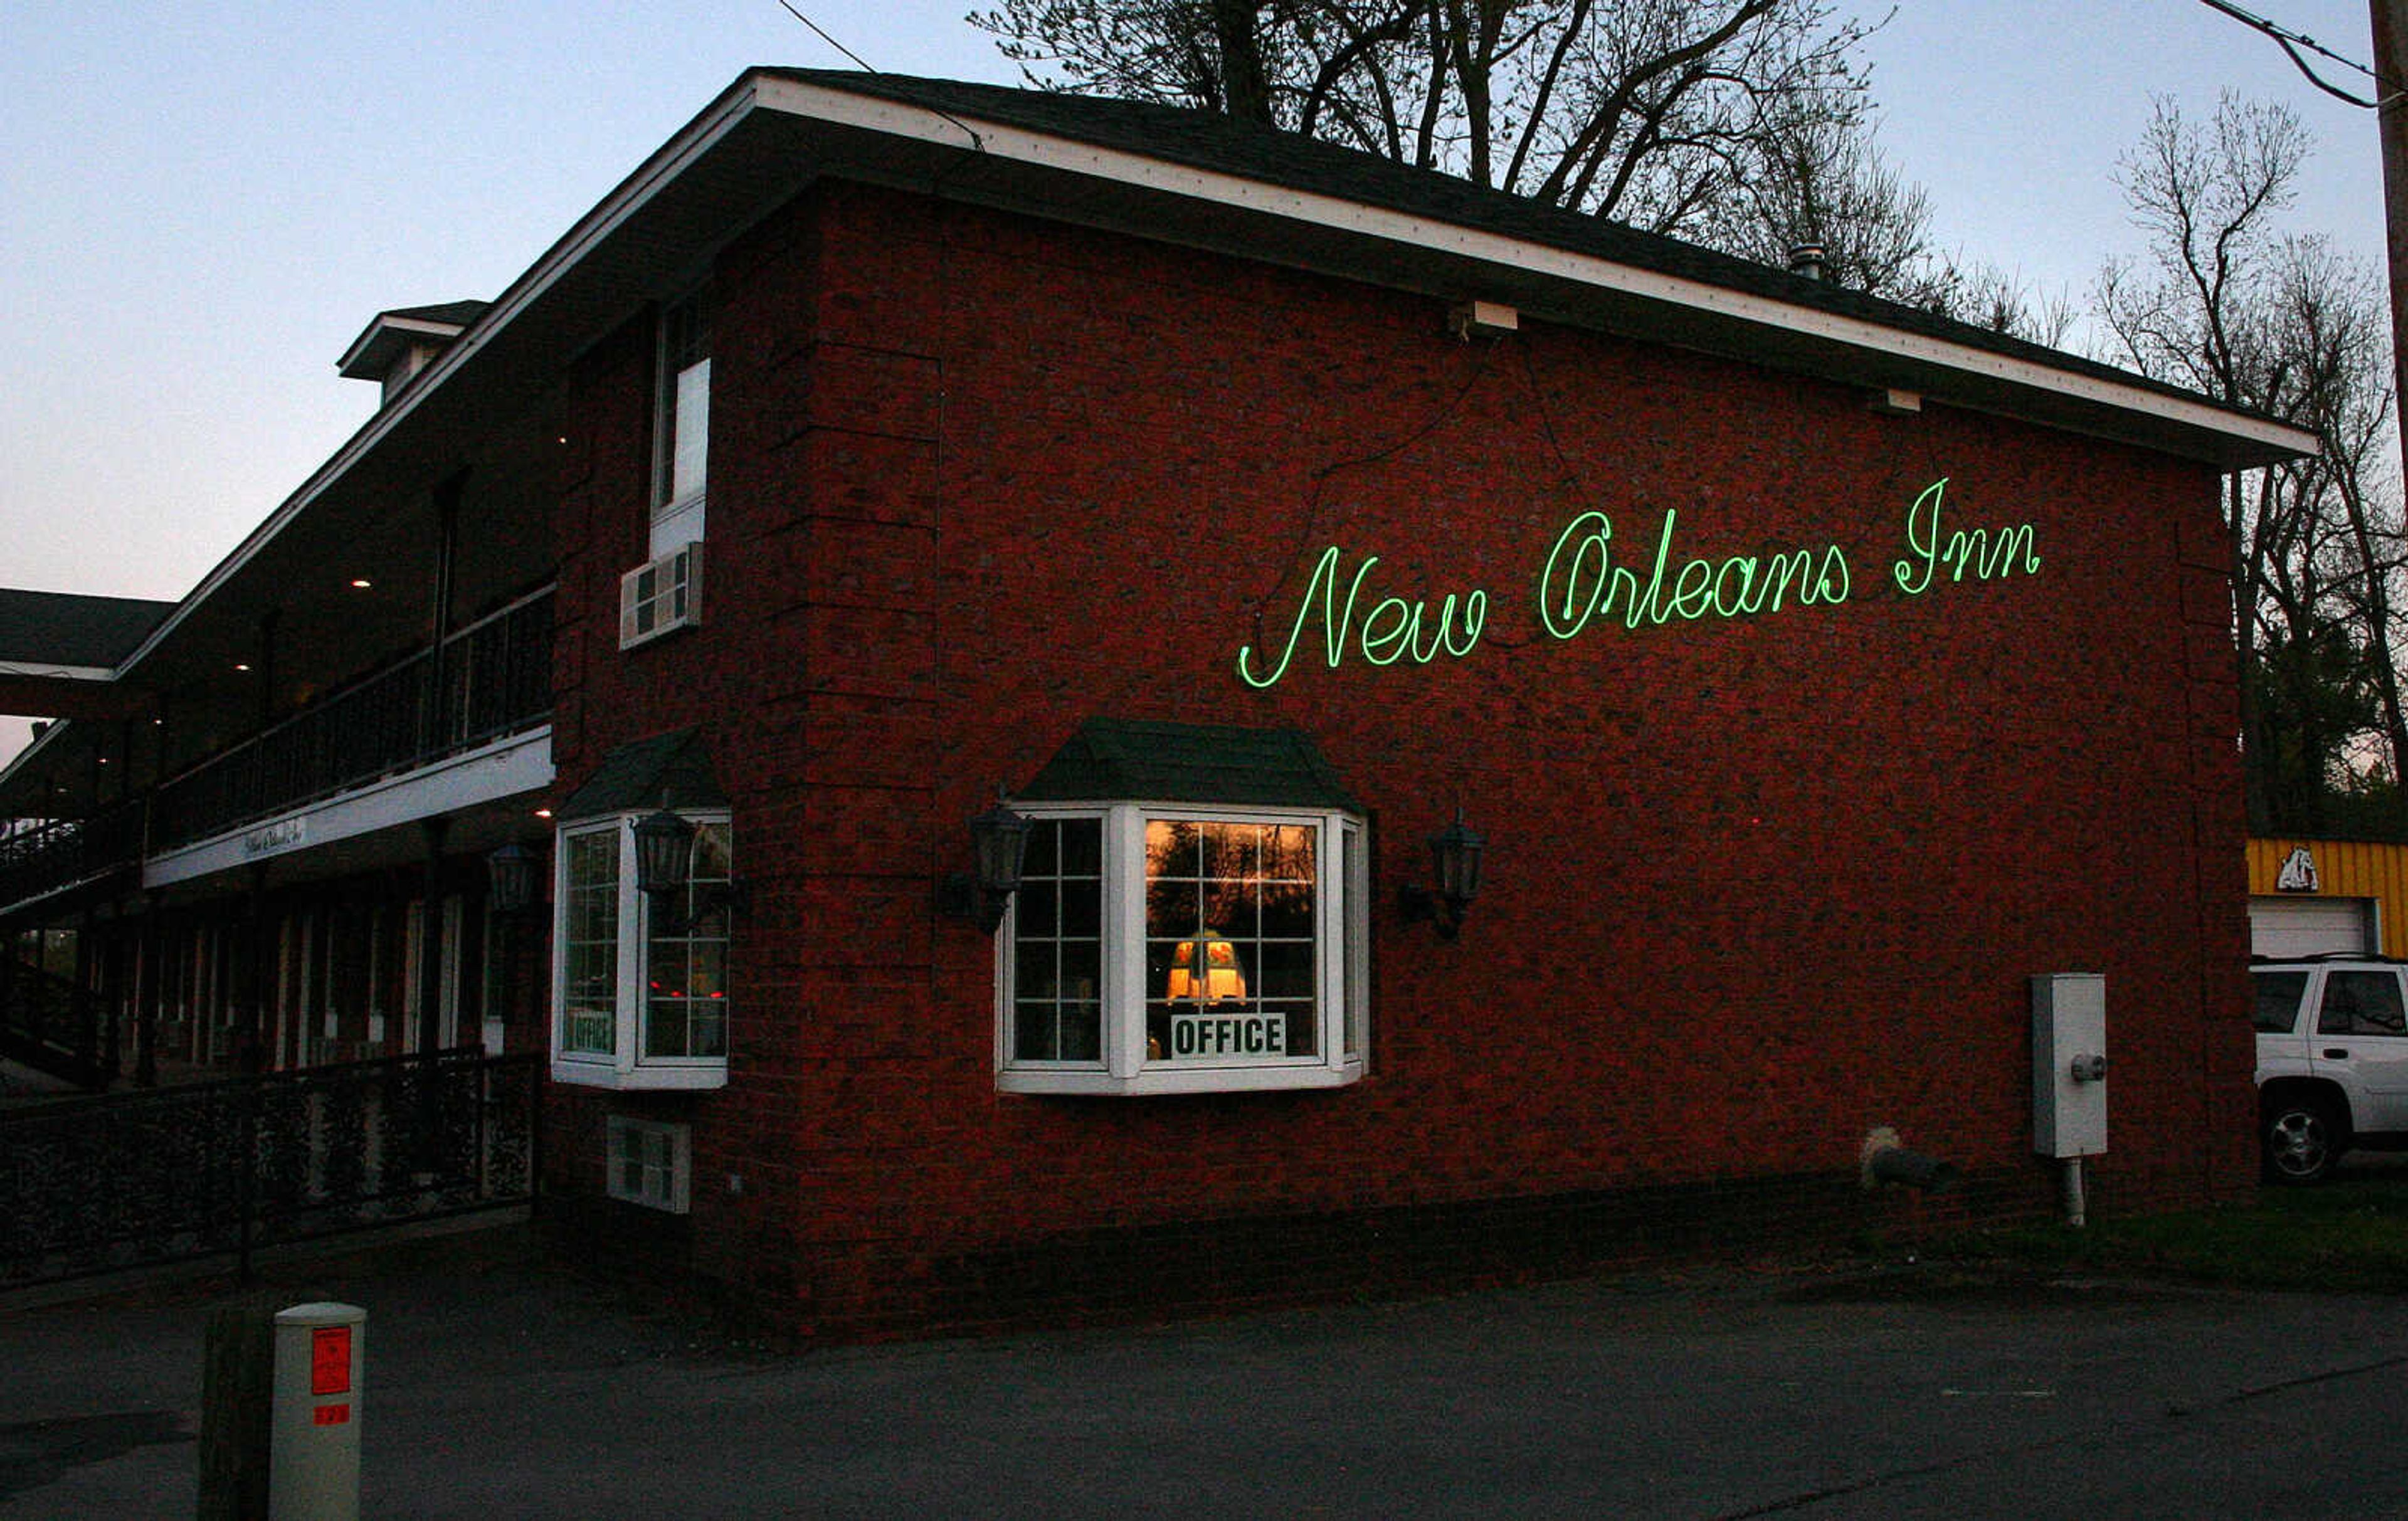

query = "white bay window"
[[999, 803, 1366, 1096], [552, 810, 731, 1089]]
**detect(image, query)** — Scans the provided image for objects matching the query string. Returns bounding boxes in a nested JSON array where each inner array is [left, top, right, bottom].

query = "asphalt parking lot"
[[7, 1194, 2408, 1520]]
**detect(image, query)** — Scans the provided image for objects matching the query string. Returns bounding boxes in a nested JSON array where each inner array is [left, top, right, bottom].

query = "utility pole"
[[2377, 2, 2408, 482], [2374, 1, 2408, 823]]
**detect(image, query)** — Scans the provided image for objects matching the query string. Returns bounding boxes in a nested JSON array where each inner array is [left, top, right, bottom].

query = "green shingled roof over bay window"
[[556, 727, 727, 819], [1016, 718, 1363, 813]]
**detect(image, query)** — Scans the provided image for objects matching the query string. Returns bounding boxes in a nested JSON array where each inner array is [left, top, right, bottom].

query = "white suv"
[[2253, 955, 2408, 1184]]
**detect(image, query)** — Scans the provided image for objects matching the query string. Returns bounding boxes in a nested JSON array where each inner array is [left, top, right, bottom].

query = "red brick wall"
[[542, 180, 2258, 1336]]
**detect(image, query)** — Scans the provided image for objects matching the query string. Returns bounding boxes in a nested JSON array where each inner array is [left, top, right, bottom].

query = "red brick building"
[[1, 71, 2312, 1333]]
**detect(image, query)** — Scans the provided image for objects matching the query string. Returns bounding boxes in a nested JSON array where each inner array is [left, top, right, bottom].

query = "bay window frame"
[[996, 800, 1368, 1097], [550, 809, 730, 1090]]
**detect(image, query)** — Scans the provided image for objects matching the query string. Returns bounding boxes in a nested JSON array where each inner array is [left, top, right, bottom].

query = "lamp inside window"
[[1165, 932, 1247, 1003]]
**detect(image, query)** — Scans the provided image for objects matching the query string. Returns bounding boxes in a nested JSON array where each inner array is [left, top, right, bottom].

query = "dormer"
[[337, 300, 491, 407]]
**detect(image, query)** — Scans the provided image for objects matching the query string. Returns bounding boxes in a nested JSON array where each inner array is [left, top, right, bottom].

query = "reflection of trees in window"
[[1143, 819, 1318, 1060]]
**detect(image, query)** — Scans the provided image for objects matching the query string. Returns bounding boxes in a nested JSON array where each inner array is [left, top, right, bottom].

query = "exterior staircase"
[[0, 953, 107, 1092]]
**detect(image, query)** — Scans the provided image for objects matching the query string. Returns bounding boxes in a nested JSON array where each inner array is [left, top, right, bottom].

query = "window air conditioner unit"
[[619, 540, 702, 649]]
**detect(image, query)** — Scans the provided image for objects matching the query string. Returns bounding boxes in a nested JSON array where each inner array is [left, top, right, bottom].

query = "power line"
[[773, 0, 879, 74], [2195, 0, 2394, 108], [766, 1, 988, 152]]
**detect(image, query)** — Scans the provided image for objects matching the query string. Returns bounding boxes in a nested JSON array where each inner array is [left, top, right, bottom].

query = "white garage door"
[[2250, 896, 2377, 957]]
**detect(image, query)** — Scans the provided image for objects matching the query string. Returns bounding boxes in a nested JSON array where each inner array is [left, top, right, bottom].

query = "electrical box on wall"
[[2032, 973, 2108, 1158]]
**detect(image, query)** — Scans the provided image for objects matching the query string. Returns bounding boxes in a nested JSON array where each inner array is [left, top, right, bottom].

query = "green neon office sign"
[[1236, 479, 2037, 688]]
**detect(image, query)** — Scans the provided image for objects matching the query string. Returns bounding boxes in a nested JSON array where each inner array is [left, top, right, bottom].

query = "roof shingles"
[[0, 590, 174, 670]]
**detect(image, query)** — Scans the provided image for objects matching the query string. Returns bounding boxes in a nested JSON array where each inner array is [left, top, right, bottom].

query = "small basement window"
[[606, 1115, 692, 1213]]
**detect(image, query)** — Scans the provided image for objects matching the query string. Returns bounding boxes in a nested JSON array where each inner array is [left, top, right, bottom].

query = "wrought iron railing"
[[151, 589, 553, 851], [0, 801, 145, 913], [0, 1048, 539, 1287]]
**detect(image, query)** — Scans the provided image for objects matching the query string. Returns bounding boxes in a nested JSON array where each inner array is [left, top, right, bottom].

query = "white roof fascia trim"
[[336, 315, 475, 374], [756, 76, 2316, 461], [0, 661, 117, 682], [372, 316, 468, 337], [120, 78, 773, 676]]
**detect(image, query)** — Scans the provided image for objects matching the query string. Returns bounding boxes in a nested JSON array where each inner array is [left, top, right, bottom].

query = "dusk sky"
[[2, 1, 2393, 765]]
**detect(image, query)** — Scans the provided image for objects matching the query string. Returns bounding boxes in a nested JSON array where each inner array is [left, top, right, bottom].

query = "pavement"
[[7, 1199, 2408, 1520]]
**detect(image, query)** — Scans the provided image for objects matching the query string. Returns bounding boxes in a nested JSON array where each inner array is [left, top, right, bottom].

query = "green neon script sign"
[[1233, 545, 1489, 688], [1235, 478, 2037, 688]]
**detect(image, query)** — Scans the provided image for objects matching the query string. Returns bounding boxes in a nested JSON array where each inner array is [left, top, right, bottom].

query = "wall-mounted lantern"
[[1401, 813, 1485, 941], [630, 806, 697, 900], [630, 806, 744, 932], [939, 801, 1032, 933], [485, 842, 541, 915]]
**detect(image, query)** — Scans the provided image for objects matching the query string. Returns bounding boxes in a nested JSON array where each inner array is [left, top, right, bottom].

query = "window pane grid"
[[1012, 818, 1104, 1063], [1001, 804, 1359, 1087], [643, 821, 732, 1059], [561, 829, 618, 1055]]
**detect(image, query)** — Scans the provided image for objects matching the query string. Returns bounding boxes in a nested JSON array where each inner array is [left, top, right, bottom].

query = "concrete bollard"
[[268, 1303, 365, 1520]]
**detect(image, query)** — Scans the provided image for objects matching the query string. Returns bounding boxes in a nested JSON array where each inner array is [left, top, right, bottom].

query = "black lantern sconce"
[[1400, 812, 1485, 940], [630, 806, 696, 900], [939, 800, 1033, 933], [485, 841, 542, 915], [630, 806, 746, 932]]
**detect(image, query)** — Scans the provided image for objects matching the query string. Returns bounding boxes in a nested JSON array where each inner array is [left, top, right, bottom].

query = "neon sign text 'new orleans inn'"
[[1235, 480, 2037, 689]]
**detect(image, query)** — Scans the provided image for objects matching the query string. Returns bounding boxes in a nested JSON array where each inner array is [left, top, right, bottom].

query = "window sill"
[[997, 1058, 1363, 1098], [550, 1057, 727, 1091]]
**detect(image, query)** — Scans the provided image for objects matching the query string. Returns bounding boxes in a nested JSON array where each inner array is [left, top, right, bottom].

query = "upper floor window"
[[651, 289, 710, 557]]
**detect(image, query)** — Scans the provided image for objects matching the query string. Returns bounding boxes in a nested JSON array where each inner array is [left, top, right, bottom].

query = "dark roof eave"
[[0, 589, 176, 669], [112, 69, 2310, 700], [746, 69, 2312, 471]]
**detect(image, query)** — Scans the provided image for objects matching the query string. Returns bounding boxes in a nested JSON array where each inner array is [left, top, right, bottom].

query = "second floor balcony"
[[0, 588, 554, 918], [151, 587, 554, 855]]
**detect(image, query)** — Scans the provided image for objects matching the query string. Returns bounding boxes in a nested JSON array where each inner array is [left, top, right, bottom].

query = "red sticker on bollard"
[[311, 1326, 352, 1396], [313, 1404, 351, 1426]]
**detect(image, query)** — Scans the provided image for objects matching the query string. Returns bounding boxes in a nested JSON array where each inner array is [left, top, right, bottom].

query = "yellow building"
[[2246, 838, 2408, 957]]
